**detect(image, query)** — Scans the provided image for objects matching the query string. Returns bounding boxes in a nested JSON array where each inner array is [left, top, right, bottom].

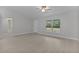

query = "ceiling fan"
[[37, 6, 52, 12]]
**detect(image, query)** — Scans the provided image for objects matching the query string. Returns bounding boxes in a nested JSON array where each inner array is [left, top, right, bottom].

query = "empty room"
[[0, 6, 78, 53]]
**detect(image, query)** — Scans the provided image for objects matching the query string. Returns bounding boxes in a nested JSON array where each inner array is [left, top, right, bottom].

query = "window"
[[46, 19, 60, 32]]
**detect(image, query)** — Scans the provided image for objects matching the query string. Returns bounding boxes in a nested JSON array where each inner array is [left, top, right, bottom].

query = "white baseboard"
[[12, 32, 34, 37], [0, 32, 78, 41], [36, 32, 78, 41], [0, 32, 34, 38], [9, 32, 79, 40]]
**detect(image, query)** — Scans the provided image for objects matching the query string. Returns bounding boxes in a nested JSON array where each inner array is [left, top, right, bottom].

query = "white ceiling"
[[0, 6, 78, 19]]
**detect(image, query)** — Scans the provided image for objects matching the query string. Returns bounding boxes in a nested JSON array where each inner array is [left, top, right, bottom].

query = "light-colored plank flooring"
[[0, 33, 79, 53]]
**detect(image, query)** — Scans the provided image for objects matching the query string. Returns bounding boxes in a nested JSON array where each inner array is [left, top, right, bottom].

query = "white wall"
[[0, 7, 78, 39], [77, 7, 79, 39], [34, 9, 78, 40], [0, 14, 2, 35], [0, 8, 34, 36], [0, 9, 6, 36]]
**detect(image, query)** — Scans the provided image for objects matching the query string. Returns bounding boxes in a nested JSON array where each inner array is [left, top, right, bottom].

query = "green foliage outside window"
[[53, 19, 60, 28], [46, 19, 60, 32]]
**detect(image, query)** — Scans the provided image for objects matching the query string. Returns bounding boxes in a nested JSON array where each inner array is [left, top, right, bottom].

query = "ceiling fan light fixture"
[[37, 6, 51, 12], [42, 8, 46, 12], [41, 6, 47, 12]]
